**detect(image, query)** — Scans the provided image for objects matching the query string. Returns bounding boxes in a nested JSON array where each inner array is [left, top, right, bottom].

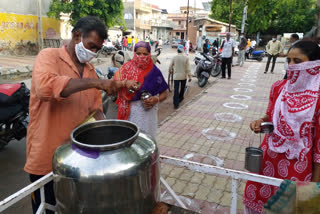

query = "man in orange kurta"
[[24, 16, 137, 214]]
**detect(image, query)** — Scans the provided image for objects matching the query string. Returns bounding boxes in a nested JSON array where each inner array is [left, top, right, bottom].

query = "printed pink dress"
[[243, 79, 320, 213]]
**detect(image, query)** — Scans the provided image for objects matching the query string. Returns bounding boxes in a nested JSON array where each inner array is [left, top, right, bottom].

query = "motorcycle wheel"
[[211, 64, 222, 77], [257, 57, 263, 62], [198, 74, 208, 88], [167, 72, 174, 92]]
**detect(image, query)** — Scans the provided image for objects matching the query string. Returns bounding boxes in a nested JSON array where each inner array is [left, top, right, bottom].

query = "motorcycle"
[[0, 82, 30, 149], [195, 53, 215, 87], [245, 47, 265, 61], [194, 51, 205, 65], [195, 52, 222, 87], [211, 53, 222, 77], [101, 45, 117, 56], [94, 68, 114, 116]]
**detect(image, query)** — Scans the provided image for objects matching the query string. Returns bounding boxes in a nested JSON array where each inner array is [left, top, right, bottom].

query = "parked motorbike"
[[194, 51, 204, 65], [211, 53, 222, 77], [101, 45, 117, 56], [0, 83, 29, 149], [195, 53, 214, 87], [245, 47, 265, 61], [114, 41, 122, 51], [95, 68, 114, 116]]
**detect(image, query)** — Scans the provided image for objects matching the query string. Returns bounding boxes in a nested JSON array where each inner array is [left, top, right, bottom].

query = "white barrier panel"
[[0, 156, 283, 214]]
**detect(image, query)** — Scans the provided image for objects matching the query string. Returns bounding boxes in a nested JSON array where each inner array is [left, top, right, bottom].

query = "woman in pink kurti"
[[243, 40, 320, 214]]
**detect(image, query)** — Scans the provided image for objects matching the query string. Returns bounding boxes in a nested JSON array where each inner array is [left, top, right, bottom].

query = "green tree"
[[270, 0, 317, 33], [210, 0, 245, 28], [210, 0, 317, 34], [47, 0, 125, 28]]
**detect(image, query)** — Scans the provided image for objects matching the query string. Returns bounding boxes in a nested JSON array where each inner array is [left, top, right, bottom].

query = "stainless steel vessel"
[[245, 122, 274, 173], [52, 120, 160, 214]]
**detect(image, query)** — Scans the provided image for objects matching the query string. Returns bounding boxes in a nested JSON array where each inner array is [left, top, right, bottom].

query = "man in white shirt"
[[158, 38, 163, 48], [220, 32, 236, 79], [185, 39, 190, 56]]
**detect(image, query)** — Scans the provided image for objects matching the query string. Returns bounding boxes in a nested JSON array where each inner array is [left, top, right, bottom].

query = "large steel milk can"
[[52, 120, 160, 214]]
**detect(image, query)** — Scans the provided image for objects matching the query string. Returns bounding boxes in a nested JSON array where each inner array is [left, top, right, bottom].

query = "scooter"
[[0, 83, 29, 150], [245, 47, 265, 62], [210, 53, 222, 77], [195, 53, 215, 87]]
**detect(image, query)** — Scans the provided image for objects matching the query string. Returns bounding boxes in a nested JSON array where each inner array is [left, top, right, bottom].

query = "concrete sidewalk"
[[157, 61, 285, 213]]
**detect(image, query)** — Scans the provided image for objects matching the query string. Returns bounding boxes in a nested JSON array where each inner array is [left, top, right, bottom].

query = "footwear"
[[228, 77, 231, 79], [271, 71, 274, 74], [221, 77, 226, 79], [264, 71, 267, 74], [179, 98, 184, 103], [174, 105, 179, 109]]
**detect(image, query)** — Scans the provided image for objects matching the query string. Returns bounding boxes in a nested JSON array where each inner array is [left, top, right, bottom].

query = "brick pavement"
[[157, 60, 286, 213]]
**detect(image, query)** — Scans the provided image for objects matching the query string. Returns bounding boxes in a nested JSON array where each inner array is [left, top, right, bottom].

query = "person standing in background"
[[185, 39, 190, 56], [283, 33, 300, 79], [128, 36, 133, 51], [220, 32, 236, 79], [203, 39, 210, 54], [264, 36, 283, 74], [237, 33, 247, 67], [123, 36, 128, 51]]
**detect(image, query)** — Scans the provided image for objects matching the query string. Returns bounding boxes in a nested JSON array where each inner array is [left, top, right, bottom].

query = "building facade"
[[167, 6, 209, 41], [123, 0, 173, 42], [150, 8, 173, 42], [0, 0, 60, 54], [123, 0, 152, 41]]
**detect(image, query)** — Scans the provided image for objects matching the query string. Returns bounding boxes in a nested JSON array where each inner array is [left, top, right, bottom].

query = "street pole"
[[186, 0, 190, 40], [37, 0, 43, 51], [228, 0, 232, 32], [241, 0, 248, 34]]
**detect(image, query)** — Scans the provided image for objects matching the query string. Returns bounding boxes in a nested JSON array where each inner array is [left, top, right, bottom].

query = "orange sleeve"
[[33, 49, 72, 102]]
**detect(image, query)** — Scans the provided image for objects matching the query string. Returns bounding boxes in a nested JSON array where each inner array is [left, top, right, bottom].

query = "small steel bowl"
[[260, 122, 274, 133]]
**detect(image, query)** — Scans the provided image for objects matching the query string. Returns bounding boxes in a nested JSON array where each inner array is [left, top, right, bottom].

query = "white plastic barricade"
[[0, 155, 283, 214]]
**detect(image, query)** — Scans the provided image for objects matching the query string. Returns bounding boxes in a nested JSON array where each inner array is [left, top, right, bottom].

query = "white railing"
[[0, 155, 283, 214]]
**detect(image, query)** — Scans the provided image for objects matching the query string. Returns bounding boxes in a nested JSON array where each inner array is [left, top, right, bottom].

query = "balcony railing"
[[151, 20, 175, 28], [135, 19, 152, 30], [134, 0, 151, 13]]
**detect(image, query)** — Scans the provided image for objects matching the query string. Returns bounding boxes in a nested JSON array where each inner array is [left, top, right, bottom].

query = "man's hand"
[[98, 80, 118, 95], [114, 80, 140, 92]]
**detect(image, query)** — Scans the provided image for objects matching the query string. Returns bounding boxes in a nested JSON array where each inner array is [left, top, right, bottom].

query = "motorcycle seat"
[[0, 104, 24, 122]]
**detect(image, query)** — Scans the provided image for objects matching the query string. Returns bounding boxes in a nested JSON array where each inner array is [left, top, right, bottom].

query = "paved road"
[[0, 45, 196, 213], [0, 45, 286, 213]]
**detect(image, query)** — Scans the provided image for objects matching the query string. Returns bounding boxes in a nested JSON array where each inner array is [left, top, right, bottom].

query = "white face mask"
[[75, 40, 97, 63], [240, 35, 243, 39], [272, 38, 276, 41]]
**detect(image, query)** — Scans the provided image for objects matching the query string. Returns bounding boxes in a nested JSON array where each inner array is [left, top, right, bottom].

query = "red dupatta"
[[114, 53, 153, 120]]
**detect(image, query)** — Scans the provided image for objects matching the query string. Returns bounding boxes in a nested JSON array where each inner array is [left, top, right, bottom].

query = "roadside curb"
[[0, 57, 111, 76]]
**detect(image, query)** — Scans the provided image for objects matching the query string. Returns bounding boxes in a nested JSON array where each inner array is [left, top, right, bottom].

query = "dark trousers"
[[29, 174, 56, 214], [265, 54, 278, 72], [221, 57, 232, 78], [173, 80, 187, 107]]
